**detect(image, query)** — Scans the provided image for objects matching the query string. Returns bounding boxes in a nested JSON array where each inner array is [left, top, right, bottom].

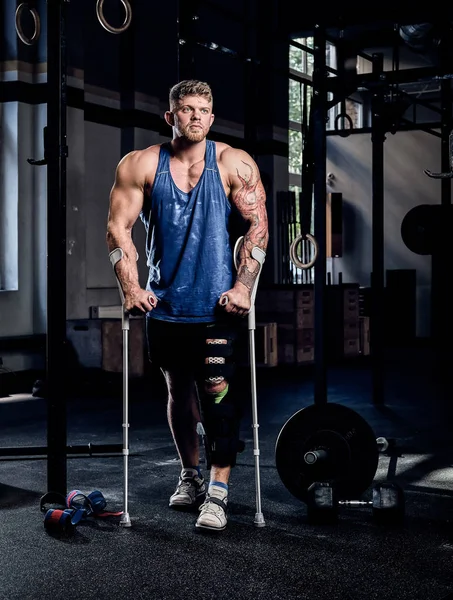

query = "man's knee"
[[200, 380, 244, 469], [204, 376, 228, 400], [199, 326, 243, 468]]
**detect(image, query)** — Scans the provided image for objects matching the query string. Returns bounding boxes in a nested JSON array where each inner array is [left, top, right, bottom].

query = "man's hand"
[[124, 287, 157, 315], [219, 281, 250, 317]]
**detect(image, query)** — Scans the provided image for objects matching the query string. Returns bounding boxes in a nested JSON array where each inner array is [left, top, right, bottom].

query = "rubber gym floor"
[[1, 346, 452, 600]]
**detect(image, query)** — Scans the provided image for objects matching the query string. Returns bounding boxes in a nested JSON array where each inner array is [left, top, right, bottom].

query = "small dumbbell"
[[306, 481, 405, 525]]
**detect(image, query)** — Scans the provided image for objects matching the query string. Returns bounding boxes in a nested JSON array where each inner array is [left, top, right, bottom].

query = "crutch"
[[232, 237, 266, 527], [109, 247, 133, 527]]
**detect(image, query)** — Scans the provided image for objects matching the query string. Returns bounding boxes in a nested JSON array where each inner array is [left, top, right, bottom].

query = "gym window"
[[0, 102, 19, 292], [287, 37, 315, 284], [287, 37, 363, 283]]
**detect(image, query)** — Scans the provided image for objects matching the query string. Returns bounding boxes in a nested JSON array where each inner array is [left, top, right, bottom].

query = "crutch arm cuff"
[[109, 247, 124, 268], [109, 247, 139, 267], [251, 246, 266, 266], [108, 247, 139, 306]]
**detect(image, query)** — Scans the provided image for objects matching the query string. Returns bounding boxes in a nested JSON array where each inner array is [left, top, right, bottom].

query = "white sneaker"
[[195, 495, 228, 531], [169, 469, 206, 508]]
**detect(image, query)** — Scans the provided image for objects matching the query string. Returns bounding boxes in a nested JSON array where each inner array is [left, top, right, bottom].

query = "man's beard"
[[181, 124, 206, 142]]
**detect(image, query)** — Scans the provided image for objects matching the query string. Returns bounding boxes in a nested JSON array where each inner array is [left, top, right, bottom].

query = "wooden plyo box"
[[101, 318, 146, 377], [239, 322, 278, 368], [255, 322, 278, 367]]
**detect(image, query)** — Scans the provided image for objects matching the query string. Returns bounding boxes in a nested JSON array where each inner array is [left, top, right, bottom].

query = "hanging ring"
[[15, 3, 41, 46], [334, 112, 353, 138], [96, 0, 132, 34], [289, 234, 319, 270]]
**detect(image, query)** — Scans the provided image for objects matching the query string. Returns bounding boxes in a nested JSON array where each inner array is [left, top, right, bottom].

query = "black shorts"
[[145, 316, 242, 373]]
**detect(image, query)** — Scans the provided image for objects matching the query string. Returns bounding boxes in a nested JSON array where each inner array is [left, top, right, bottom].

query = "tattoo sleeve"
[[232, 160, 269, 291]]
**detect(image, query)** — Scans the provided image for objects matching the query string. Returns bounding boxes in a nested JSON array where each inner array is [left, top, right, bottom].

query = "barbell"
[[274, 402, 405, 524]]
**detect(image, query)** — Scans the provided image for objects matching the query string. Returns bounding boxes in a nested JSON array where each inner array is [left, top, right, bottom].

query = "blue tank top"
[[140, 140, 235, 323]]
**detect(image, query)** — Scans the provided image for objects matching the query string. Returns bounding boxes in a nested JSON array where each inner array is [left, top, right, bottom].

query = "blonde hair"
[[169, 80, 213, 110]]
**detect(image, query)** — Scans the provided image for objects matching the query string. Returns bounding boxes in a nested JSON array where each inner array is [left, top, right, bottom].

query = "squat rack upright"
[[0, 1, 123, 496], [310, 24, 387, 407]]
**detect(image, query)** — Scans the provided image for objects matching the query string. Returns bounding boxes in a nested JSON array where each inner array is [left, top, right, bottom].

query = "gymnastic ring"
[[289, 234, 318, 270], [96, 0, 132, 34], [334, 112, 353, 138], [15, 3, 41, 46]]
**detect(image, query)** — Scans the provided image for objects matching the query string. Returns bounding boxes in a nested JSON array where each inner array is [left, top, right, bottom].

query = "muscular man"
[[106, 80, 269, 532]]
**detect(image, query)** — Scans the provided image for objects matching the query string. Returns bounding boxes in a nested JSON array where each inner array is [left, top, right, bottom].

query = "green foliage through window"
[[289, 129, 302, 175]]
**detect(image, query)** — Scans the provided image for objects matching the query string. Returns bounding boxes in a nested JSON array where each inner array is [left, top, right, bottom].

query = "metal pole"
[[120, 8, 135, 157], [248, 314, 265, 527], [121, 310, 131, 526], [370, 53, 385, 406], [431, 79, 451, 346], [46, 0, 69, 495], [177, 0, 198, 80], [432, 52, 452, 416], [0, 444, 122, 458], [243, 0, 256, 158], [312, 24, 327, 406]]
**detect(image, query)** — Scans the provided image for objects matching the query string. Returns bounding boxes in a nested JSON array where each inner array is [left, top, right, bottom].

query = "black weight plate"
[[401, 204, 438, 255], [275, 403, 379, 502]]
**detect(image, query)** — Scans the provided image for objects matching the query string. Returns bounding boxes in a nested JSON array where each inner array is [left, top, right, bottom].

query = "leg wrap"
[[198, 322, 243, 468], [200, 396, 244, 469], [203, 325, 237, 384]]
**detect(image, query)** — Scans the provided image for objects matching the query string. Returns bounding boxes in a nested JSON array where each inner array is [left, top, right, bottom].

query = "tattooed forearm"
[[237, 264, 259, 290], [232, 159, 269, 290]]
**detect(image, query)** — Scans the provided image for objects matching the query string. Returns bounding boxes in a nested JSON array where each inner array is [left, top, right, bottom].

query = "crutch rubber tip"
[[119, 513, 132, 527], [254, 513, 266, 527]]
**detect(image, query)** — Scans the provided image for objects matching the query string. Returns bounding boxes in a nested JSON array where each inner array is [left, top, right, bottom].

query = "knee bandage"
[[200, 394, 244, 469], [205, 339, 229, 385], [199, 324, 243, 468]]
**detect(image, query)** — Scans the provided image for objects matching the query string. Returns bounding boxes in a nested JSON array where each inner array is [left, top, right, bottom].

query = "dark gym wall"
[[0, 1, 445, 372], [0, 0, 289, 373], [326, 130, 440, 338]]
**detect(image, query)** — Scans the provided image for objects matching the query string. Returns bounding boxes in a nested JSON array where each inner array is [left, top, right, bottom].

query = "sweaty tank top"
[[140, 140, 235, 323]]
